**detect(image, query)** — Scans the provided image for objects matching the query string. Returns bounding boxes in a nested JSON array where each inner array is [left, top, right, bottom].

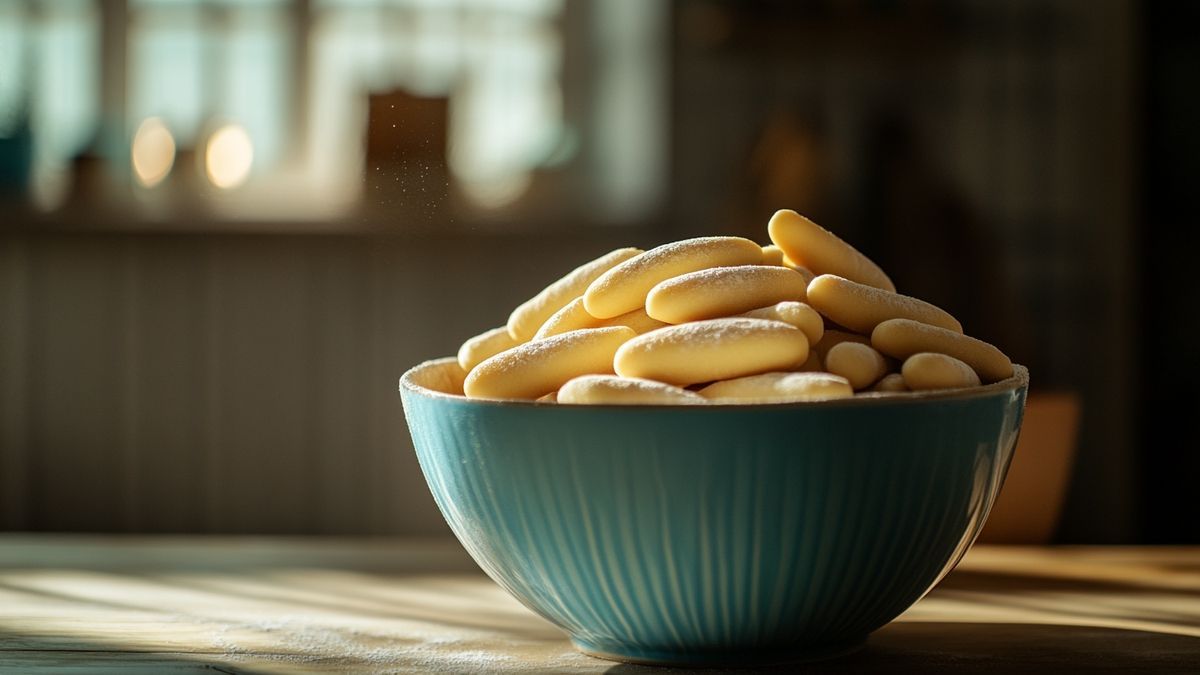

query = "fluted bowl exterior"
[[400, 358, 1027, 665]]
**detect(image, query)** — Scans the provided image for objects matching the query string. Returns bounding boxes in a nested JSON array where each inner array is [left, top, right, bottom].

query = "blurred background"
[[0, 0, 1193, 544]]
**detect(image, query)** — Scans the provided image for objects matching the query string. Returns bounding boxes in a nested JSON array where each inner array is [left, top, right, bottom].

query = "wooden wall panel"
[[206, 239, 316, 534], [0, 231, 631, 534], [128, 239, 211, 532], [0, 239, 31, 531], [26, 238, 130, 531], [366, 242, 433, 534], [308, 240, 374, 534]]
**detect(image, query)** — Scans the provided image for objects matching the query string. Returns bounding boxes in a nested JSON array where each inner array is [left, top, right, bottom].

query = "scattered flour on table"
[[211, 615, 596, 673]]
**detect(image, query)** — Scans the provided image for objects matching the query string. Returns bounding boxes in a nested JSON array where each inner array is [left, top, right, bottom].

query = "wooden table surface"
[[0, 537, 1196, 674]]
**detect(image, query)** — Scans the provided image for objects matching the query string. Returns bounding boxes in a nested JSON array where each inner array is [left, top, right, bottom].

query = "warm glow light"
[[131, 117, 176, 188], [205, 124, 254, 189], [461, 172, 532, 210]]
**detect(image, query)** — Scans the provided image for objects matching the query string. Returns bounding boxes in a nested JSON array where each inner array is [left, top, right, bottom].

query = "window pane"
[[4, 0, 664, 221], [132, 0, 286, 7], [451, 19, 559, 187], [129, 9, 205, 142], [0, 3, 27, 136], [222, 10, 287, 171], [31, 0, 100, 197], [409, 10, 461, 95]]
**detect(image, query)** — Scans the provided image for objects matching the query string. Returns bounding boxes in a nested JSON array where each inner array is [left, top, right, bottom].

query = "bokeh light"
[[130, 117, 175, 188], [459, 172, 532, 210], [204, 124, 254, 189]]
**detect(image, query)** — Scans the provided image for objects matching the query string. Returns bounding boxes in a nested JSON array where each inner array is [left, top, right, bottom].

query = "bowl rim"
[[400, 357, 1029, 410]]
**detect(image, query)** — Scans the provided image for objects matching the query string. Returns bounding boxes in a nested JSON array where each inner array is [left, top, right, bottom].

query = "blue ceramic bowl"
[[400, 358, 1028, 667]]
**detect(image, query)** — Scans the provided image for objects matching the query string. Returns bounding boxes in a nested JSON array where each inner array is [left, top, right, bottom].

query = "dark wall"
[[1139, 1, 1200, 543]]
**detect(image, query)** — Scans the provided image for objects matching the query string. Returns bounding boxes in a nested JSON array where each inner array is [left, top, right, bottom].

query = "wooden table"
[[0, 537, 1196, 673]]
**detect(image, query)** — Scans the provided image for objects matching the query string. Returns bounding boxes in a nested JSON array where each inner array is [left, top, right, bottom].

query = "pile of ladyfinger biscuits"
[[456, 210, 1013, 404]]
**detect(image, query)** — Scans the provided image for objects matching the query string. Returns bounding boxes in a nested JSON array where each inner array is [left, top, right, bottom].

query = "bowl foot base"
[[571, 634, 866, 668]]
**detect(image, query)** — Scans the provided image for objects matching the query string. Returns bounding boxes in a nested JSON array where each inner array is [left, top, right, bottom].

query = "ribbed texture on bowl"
[[401, 359, 1026, 665]]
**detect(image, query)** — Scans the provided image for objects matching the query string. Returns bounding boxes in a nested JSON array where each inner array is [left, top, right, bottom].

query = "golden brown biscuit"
[[646, 265, 809, 323], [872, 319, 1013, 383], [458, 326, 520, 372], [902, 352, 982, 390], [699, 371, 853, 403], [508, 247, 642, 341], [761, 244, 785, 266], [811, 329, 871, 362], [870, 373, 909, 393], [584, 237, 763, 319], [465, 326, 637, 400], [824, 341, 889, 390], [807, 274, 962, 334], [738, 301, 824, 345], [613, 318, 809, 386], [558, 375, 706, 405], [768, 210, 895, 292]]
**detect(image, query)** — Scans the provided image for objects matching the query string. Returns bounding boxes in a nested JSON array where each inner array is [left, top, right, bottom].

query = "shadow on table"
[[601, 622, 1200, 675], [937, 568, 1200, 597], [933, 568, 1200, 628]]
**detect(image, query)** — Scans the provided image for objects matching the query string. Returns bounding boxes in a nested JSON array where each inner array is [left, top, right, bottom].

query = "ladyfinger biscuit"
[[558, 375, 706, 405], [807, 274, 962, 334], [605, 307, 670, 334], [768, 210, 895, 292], [699, 371, 853, 403], [584, 237, 764, 319], [872, 319, 1013, 383], [646, 265, 808, 324], [534, 297, 601, 340], [870, 373, 909, 393], [464, 326, 637, 400], [902, 352, 982, 390], [614, 318, 809, 386], [535, 298, 669, 340], [458, 326, 521, 372], [781, 256, 816, 285], [811, 329, 871, 362], [761, 244, 785, 266], [795, 351, 824, 372], [824, 341, 889, 390], [738, 301, 824, 345], [507, 247, 642, 341]]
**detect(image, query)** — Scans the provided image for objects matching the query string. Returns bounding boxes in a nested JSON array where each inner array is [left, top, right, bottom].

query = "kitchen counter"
[[0, 537, 1196, 673]]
